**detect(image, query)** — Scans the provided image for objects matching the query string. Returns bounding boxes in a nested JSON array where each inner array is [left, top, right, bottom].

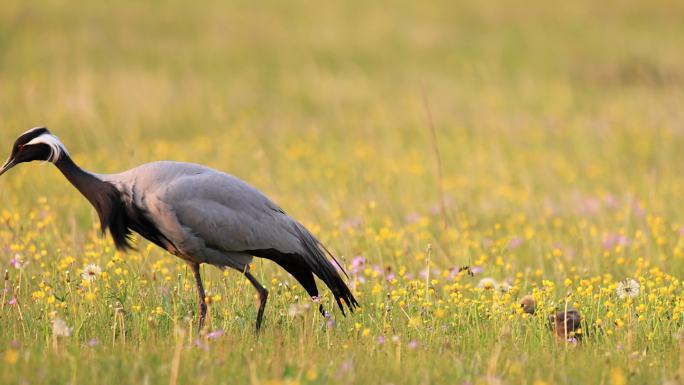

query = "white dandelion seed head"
[[499, 281, 512, 293], [477, 277, 499, 291], [81, 263, 102, 282], [52, 318, 72, 337], [288, 303, 305, 318], [616, 278, 640, 299]]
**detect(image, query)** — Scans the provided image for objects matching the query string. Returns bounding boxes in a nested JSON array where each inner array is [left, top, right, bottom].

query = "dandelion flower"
[[287, 302, 310, 317], [52, 318, 72, 337], [81, 264, 102, 282], [616, 279, 640, 299], [477, 277, 499, 291], [4, 349, 19, 365]]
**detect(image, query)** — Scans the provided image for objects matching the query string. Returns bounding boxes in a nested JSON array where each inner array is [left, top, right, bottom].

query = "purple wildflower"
[[507, 237, 523, 250], [340, 359, 354, 373], [576, 196, 601, 216], [604, 194, 618, 209], [407, 340, 419, 349], [340, 217, 362, 230], [602, 234, 630, 250], [193, 338, 209, 351], [324, 311, 336, 329], [350, 256, 366, 274], [9, 257, 23, 269], [447, 267, 460, 280], [206, 329, 225, 340], [404, 213, 421, 224]]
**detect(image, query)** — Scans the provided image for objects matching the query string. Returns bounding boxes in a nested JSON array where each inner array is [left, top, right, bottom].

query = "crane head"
[[0, 127, 68, 176]]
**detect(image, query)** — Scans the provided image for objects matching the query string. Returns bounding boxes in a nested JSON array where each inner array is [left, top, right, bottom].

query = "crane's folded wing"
[[160, 171, 304, 256]]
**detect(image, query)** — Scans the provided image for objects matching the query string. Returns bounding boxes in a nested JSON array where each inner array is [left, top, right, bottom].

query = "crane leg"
[[245, 271, 268, 332], [189, 262, 208, 331]]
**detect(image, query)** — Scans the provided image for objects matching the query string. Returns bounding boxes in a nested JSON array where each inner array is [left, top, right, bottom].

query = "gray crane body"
[[103, 161, 287, 270], [0, 127, 358, 331]]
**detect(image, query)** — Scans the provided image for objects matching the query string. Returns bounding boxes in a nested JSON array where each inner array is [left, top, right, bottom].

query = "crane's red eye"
[[18, 144, 25, 151]]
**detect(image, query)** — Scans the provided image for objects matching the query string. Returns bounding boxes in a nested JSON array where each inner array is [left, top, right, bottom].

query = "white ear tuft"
[[26, 133, 69, 162]]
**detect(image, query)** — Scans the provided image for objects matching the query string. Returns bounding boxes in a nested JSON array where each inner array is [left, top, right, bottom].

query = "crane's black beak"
[[0, 158, 16, 176]]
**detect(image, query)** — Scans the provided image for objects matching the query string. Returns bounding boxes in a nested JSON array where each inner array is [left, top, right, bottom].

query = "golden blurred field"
[[1, 0, 684, 384]]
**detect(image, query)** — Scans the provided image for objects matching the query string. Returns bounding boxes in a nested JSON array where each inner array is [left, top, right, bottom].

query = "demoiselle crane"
[[0, 127, 358, 331]]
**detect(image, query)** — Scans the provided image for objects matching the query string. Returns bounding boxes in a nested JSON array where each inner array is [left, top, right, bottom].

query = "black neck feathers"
[[55, 154, 132, 250], [54, 154, 170, 252]]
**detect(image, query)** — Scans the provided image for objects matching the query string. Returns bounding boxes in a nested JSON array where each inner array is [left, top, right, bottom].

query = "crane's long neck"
[[55, 154, 113, 207], [54, 153, 170, 252]]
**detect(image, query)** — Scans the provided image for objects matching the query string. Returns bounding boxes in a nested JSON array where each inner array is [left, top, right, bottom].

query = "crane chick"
[[518, 295, 536, 315], [549, 308, 582, 344]]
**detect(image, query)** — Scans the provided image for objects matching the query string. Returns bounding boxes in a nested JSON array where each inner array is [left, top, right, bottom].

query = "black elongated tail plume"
[[292, 223, 359, 314], [249, 223, 359, 315]]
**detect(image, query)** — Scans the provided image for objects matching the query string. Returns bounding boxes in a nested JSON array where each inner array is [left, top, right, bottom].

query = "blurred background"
[[1, 0, 683, 273], [2, 1, 684, 384]]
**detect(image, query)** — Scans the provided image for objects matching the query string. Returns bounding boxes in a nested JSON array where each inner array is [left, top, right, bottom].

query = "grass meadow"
[[1, 0, 684, 384]]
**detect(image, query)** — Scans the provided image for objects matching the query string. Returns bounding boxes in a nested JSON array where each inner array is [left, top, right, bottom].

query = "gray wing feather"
[[159, 166, 304, 255]]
